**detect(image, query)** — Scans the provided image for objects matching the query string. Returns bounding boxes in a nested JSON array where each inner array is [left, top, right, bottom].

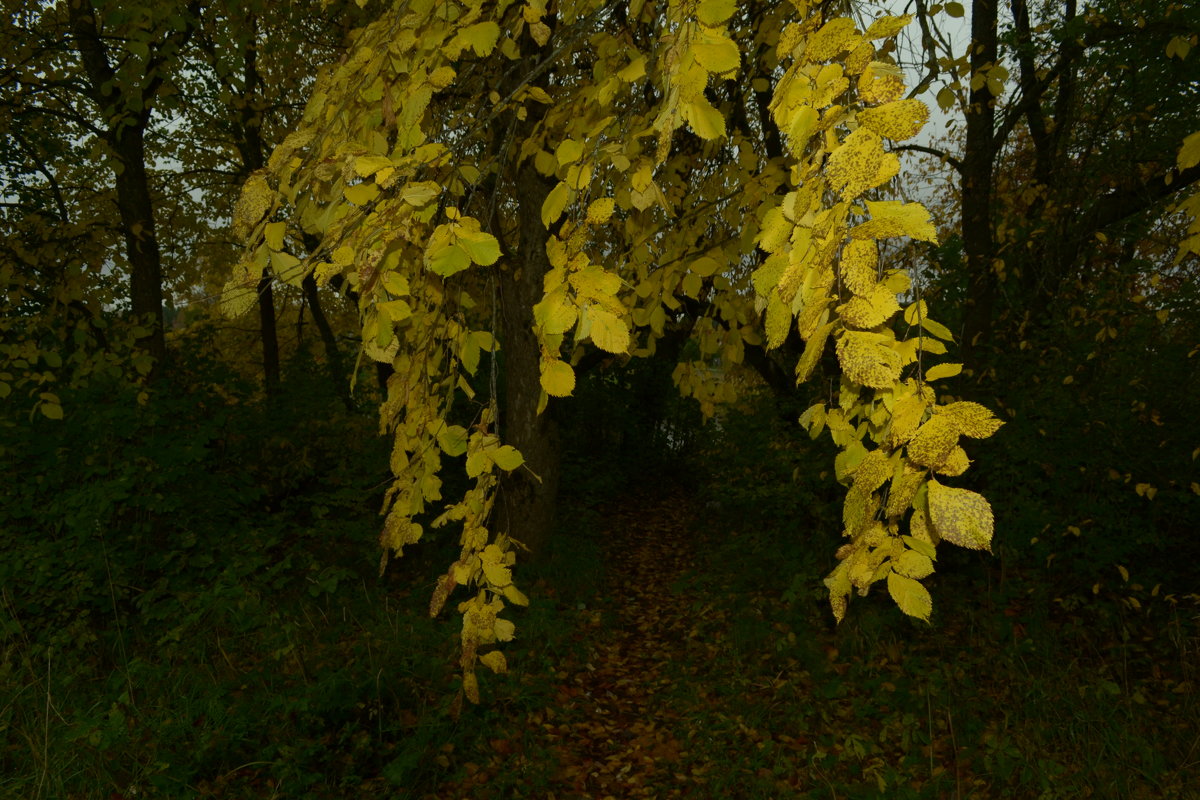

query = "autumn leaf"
[[927, 479, 994, 551]]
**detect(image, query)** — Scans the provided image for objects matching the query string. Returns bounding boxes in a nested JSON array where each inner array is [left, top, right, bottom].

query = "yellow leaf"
[[887, 571, 931, 621], [492, 445, 524, 471], [589, 307, 630, 353], [927, 479, 994, 551], [765, 290, 791, 349], [264, 220, 286, 251], [534, 289, 577, 334], [503, 584, 530, 605], [852, 448, 891, 493], [463, 672, 480, 704], [696, 0, 735, 26], [852, 200, 938, 243], [458, 21, 501, 56], [895, 549, 934, 580], [806, 17, 858, 62], [221, 275, 257, 319], [354, 154, 393, 177], [494, 618, 516, 642], [944, 2, 965, 17], [692, 30, 740, 74], [480, 651, 508, 673], [437, 425, 469, 456], [344, 182, 378, 206], [1178, 131, 1200, 171], [907, 414, 958, 467], [889, 395, 928, 447], [482, 560, 512, 587], [933, 446, 971, 477], [826, 127, 884, 200], [937, 401, 1004, 438], [924, 362, 961, 381], [586, 197, 615, 224], [232, 171, 273, 238], [836, 331, 903, 389], [271, 250, 305, 286], [796, 320, 836, 383], [690, 255, 722, 277], [541, 181, 569, 227], [685, 96, 726, 140], [399, 181, 441, 206], [457, 226, 501, 265], [840, 284, 900, 329], [839, 240, 879, 296], [856, 99, 930, 141], [556, 139, 584, 166], [864, 14, 913, 40], [540, 359, 576, 396]]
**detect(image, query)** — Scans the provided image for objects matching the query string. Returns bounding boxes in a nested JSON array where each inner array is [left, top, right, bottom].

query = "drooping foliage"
[[223, 0, 1002, 699]]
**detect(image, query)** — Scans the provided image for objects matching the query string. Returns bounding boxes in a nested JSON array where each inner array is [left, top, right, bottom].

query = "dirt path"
[[433, 488, 708, 799], [532, 489, 700, 798]]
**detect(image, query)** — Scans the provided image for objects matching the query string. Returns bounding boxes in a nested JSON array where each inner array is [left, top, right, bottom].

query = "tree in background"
[[886, 0, 1200, 580]]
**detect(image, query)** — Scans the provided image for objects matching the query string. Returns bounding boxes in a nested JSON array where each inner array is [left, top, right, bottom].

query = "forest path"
[[433, 486, 722, 799], [528, 487, 702, 798]]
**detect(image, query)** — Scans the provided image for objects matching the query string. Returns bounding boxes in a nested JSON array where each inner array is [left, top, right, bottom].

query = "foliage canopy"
[[223, 0, 1003, 699]]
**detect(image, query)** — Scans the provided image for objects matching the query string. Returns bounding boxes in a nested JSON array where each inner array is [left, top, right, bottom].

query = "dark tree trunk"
[[257, 272, 280, 393], [67, 0, 189, 367], [302, 273, 349, 398], [959, 0, 1000, 371], [493, 166, 561, 559]]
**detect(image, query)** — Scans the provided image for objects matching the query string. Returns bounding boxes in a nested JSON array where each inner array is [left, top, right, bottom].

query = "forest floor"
[[6, 483, 1198, 799], [418, 488, 1199, 800]]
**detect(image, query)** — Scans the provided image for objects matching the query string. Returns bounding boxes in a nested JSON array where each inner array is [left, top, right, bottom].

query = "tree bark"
[[256, 272, 280, 393], [493, 165, 561, 559], [959, 0, 999, 371]]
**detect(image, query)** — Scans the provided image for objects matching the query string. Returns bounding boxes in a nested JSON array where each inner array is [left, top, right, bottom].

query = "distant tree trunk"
[[257, 272, 280, 393], [68, 0, 170, 365], [494, 165, 561, 559], [959, 0, 999, 372], [302, 273, 349, 398]]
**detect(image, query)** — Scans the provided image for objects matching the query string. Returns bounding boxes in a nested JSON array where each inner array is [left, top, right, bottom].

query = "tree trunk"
[[959, 0, 999, 371], [303, 273, 349, 400], [110, 123, 168, 364], [69, 0, 171, 366], [493, 166, 561, 559], [257, 271, 280, 393]]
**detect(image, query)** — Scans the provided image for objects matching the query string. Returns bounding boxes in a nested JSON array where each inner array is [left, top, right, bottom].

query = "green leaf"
[[887, 571, 932, 621], [40, 402, 63, 420]]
